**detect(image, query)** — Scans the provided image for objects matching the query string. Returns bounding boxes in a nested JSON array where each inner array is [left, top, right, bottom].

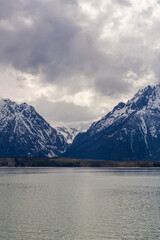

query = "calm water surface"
[[0, 167, 160, 240]]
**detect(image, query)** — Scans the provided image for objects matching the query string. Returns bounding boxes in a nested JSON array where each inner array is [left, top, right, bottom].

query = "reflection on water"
[[0, 168, 160, 239]]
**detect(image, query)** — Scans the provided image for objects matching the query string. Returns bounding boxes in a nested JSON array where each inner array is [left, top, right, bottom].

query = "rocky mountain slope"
[[63, 84, 160, 161], [0, 99, 70, 157], [55, 126, 79, 145]]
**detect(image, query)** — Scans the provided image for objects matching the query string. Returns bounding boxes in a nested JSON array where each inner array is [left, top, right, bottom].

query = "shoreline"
[[0, 158, 160, 168]]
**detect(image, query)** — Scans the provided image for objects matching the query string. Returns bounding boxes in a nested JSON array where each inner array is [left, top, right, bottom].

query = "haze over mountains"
[[1, 84, 160, 160]]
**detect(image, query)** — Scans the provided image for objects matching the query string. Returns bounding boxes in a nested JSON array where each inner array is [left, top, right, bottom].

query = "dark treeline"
[[0, 158, 160, 167]]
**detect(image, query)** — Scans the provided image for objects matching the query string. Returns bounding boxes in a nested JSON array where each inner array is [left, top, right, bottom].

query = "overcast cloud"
[[0, 0, 160, 129]]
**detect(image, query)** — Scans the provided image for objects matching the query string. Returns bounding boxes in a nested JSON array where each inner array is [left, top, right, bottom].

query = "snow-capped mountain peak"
[[88, 84, 160, 136], [64, 84, 160, 161], [0, 99, 70, 157]]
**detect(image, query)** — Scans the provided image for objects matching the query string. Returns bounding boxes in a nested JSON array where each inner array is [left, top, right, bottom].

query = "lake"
[[0, 167, 160, 240]]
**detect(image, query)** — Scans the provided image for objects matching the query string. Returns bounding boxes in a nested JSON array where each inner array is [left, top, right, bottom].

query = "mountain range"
[[1, 84, 160, 161]]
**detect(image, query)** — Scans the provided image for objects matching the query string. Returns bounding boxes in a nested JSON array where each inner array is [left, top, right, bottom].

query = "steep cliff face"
[[64, 85, 160, 161]]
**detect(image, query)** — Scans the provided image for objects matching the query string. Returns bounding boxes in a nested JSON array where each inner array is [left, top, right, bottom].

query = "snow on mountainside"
[[88, 85, 155, 136], [0, 99, 68, 157], [64, 84, 160, 161], [55, 126, 79, 144]]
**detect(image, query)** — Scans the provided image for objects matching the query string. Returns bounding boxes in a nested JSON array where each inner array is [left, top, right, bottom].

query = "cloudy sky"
[[0, 0, 160, 129]]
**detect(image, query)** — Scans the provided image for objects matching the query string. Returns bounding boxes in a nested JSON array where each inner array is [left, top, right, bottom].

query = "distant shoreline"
[[1, 167, 160, 169], [0, 157, 160, 168]]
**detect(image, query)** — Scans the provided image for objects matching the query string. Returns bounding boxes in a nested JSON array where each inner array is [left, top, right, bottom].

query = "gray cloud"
[[0, 0, 160, 128], [113, 0, 131, 6]]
